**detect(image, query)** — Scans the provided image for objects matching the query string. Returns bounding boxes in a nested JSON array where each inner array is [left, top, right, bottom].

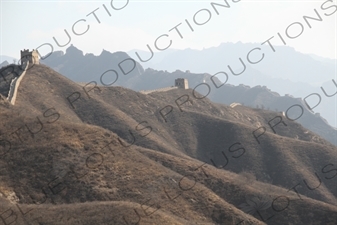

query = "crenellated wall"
[[6, 62, 29, 105], [140, 86, 178, 94]]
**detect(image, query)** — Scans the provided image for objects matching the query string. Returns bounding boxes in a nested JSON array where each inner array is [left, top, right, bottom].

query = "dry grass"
[[0, 64, 336, 224]]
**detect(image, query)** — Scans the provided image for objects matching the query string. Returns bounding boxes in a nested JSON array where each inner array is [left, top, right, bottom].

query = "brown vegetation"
[[0, 64, 336, 224]]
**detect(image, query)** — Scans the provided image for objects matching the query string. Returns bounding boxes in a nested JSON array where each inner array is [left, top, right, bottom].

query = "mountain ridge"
[[0, 58, 336, 224], [36, 44, 337, 131]]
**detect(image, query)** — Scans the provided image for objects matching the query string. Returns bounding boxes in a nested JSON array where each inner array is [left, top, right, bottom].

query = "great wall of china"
[[139, 86, 178, 94], [6, 62, 29, 105]]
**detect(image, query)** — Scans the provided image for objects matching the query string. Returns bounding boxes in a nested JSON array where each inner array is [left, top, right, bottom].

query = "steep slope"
[[0, 64, 336, 224]]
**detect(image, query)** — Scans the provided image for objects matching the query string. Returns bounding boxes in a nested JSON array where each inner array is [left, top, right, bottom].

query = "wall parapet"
[[6, 62, 29, 105], [140, 86, 178, 94]]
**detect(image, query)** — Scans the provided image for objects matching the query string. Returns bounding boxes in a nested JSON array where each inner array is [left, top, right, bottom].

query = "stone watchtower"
[[20, 49, 39, 65], [175, 78, 189, 89]]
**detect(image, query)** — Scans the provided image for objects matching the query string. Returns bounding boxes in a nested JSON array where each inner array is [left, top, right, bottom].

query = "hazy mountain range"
[[20, 43, 334, 130], [129, 42, 335, 86], [129, 43, 337, 128]]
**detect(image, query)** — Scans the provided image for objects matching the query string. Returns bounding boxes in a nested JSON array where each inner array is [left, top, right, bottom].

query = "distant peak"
[[65, 44, 83, 57], [99, 50, 130, 59], [100, 49, 112, 56]]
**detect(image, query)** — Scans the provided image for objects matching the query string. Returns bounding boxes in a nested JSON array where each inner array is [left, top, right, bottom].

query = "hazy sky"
[[1, 0, 336, 60]]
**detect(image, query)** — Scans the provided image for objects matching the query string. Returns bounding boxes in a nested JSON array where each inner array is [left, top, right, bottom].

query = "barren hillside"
[[0, 64, 336, 225]]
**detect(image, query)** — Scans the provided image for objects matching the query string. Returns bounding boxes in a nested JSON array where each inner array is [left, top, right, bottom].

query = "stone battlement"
[[20, 49, 39, 65], [175, 78, 188, 89]]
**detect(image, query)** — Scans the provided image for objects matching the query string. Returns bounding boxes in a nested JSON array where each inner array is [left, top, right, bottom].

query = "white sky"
[[0, 0, 336, 60]]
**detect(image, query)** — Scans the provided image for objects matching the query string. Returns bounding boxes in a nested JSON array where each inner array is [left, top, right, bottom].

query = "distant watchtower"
[[175, 78, 189, 89], [20, 49, 39, 65]]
